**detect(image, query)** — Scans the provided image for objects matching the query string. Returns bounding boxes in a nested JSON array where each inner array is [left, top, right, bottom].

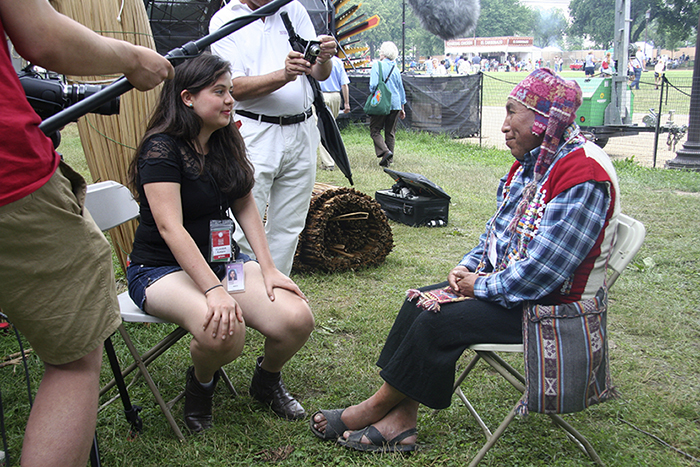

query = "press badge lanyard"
[[207, 171, 245, 292]]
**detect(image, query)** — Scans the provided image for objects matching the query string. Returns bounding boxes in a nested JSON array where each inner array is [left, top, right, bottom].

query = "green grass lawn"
[[0, 124, 698, 466]]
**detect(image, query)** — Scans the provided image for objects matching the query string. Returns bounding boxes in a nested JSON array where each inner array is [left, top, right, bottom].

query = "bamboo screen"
[[49, 0, 161, 271]]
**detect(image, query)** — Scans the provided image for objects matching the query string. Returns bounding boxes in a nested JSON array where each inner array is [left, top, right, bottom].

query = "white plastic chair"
[[452, 213, 646, 466], [86, 181, 235, 441]]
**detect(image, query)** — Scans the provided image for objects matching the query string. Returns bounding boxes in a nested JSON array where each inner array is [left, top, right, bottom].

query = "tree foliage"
[[532, 8, 568, 48], [568, 0, 698, 49], [475, 0, 534, 37], [654, 0, 699, 49], [568, 0, 618, 48]]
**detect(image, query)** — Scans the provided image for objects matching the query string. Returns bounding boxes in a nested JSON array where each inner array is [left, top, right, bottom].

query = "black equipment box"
[[375, 168, 451, 227]]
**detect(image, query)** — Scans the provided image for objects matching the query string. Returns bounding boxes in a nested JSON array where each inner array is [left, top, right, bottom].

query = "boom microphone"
[[407, 0, 480, 41]]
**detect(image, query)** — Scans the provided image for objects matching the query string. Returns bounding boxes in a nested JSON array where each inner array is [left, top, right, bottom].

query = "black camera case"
[[375, 169, 450, 227]]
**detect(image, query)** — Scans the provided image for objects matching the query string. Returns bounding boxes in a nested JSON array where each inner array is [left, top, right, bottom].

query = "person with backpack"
[[368, 42, 406, 167]]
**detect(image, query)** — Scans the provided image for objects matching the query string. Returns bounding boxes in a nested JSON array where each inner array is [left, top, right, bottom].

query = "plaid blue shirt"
[[459, 146, 610, 309]]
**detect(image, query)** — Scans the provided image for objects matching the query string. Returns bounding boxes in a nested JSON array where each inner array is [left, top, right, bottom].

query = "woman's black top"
[[129, 134, 233, 267]]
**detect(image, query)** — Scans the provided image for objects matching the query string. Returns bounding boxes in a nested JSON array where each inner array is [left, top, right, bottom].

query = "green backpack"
[[363, 62, 395, 116]]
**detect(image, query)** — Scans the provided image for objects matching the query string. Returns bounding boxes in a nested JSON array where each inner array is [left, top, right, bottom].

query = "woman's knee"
[[191, 320, 246, 356], [287, 301, 315, 337], [269, 300, 314, 342]]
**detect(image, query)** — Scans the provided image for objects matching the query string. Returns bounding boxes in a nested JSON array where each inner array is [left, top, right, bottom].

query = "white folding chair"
[[86, 181, 236, 441], [453, 213, 646, 466]]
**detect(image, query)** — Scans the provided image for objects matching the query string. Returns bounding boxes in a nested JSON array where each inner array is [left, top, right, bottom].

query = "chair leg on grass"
[[89, 433, 101, 467], [453, 353, 493, 439], [466, 406, 518, 467], [101, 323, 240, 441], [116, 324, 186, 442], [477, 351, 526, 390], [220, 367, 237, 397], [99, 327, 188, 397], [103, 336, 143, 437], [549, 414, 606, 466], [456, 349, 605, 466]]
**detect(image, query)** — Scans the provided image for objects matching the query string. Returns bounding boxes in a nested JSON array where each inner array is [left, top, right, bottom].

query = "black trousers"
[[377, 282, 522, 409], [369, 110, 401, 157]]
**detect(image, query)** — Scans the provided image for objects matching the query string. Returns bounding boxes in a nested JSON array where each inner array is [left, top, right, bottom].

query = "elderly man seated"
[[309, 68, 620, 453]]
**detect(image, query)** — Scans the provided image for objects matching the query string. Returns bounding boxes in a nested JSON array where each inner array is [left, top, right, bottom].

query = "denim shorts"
[[127, 252, 252, 310]]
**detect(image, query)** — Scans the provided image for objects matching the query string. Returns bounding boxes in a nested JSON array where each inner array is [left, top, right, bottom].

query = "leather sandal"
[[310, 409, 349, 441], [338, 425, 418, 453]]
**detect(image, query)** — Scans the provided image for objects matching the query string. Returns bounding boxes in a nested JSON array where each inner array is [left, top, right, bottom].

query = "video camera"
[[18, 65, 120, 149], [19, 65, 120, 121]]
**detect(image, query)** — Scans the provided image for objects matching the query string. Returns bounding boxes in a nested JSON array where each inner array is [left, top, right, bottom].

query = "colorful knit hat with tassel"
[[508, 68, 582, 180], [506, 68, 582, 233]]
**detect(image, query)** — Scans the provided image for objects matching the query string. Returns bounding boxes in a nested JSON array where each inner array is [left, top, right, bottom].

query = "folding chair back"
[[453, 213, 646, 466], [607, 213, 646, 288], [86, 181, 235, 441], [84, 180, 140, 231]]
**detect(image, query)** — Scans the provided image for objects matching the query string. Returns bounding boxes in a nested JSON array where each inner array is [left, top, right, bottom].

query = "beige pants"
[[0, 162, 120, 365]]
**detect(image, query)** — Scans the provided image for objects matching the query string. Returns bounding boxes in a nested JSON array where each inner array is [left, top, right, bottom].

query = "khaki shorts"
[[0, 162, 121, 365]]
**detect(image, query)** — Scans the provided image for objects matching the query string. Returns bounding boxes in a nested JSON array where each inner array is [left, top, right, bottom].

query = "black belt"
[[236, 108, 312, 125]]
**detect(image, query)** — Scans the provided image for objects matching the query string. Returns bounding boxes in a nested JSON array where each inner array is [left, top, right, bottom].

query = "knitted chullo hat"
[[507, 68, 582, 232], [508, 67, 582, 180]]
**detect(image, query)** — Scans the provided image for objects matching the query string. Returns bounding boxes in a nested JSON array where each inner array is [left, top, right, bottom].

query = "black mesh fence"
[[143, 0, 221, 55], [339, 72, 482, 139]]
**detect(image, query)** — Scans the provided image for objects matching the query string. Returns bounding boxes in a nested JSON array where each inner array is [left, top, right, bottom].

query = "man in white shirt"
[[636, 46, 646, 69], [584, 51, 595, 78], [210, 0, 335, 277]]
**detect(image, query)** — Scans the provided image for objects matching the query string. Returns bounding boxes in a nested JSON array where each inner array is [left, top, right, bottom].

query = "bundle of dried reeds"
[[49, 0, 161, 270], [293, 183, 394, 273]]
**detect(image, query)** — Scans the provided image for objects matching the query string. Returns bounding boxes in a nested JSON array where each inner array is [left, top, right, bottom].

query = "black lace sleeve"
[[137, 134, 183, 186]]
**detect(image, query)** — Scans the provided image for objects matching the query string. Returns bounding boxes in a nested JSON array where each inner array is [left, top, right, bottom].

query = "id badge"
[[226, 260, 245, 293], [210, 219, 234, 262]]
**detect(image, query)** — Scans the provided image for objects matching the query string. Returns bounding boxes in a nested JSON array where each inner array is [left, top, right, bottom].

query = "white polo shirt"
[[210, 0, 316, 116]]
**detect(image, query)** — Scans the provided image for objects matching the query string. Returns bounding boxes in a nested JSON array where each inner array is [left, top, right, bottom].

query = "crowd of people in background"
[[419, 53, 571, 75], [405, 48, 691, 83], [422, 53, 534, 75]]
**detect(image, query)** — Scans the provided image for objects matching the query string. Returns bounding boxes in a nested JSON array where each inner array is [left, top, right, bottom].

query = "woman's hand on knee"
[[261, 268, 308, 303], [202, 287, 244, 339]]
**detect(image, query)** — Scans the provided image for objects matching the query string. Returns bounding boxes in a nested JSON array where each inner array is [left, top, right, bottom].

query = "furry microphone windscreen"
[[407, 0, 480, 40]]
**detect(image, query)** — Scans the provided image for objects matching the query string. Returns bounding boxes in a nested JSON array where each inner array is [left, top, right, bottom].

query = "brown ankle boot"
[[249, 357, 306, 420], [184, 366, 219, 432]]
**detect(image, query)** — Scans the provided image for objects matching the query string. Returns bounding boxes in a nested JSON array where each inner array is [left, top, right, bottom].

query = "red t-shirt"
[[0, 22, 60, 207]]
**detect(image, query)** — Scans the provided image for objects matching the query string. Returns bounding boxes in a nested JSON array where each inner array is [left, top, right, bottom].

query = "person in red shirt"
[[0, 1, 172, 465]]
